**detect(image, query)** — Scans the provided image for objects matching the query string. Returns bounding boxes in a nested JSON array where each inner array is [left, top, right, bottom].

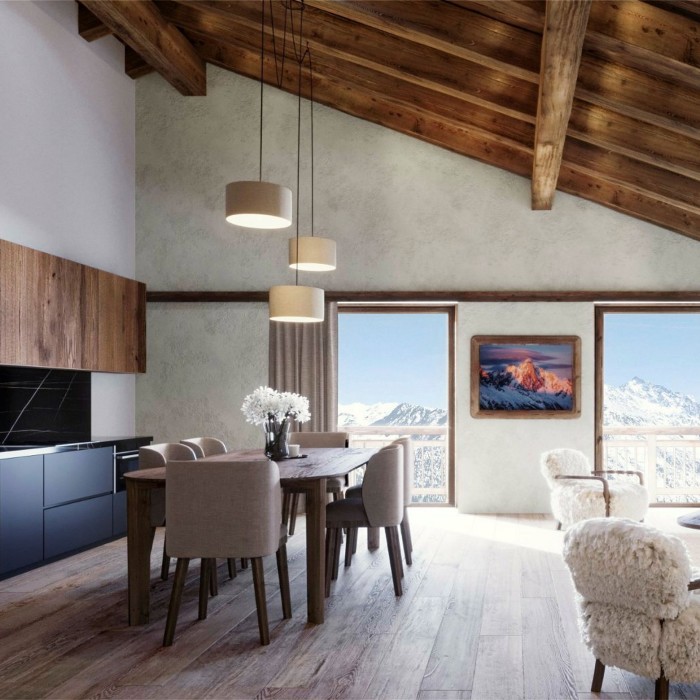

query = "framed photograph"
[[471, 335, 581, 418]]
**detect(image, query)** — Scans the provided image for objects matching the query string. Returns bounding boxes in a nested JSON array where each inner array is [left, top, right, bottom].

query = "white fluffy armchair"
[[540, 448, 648, 530], [563, 517, 700, 700]]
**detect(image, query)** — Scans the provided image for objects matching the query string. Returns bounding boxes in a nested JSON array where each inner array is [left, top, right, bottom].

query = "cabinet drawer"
[[44, 494, 113, 559], [44, 447, 113, 507]]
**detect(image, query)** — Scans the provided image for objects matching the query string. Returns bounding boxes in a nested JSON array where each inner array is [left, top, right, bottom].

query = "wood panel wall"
[[0, 240, 146, 373]]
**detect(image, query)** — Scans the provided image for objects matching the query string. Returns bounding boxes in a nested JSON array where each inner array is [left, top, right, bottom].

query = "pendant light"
[[288, 52, 336, 271], [225, 1, 292, 229], [269, 5, 324, 324]]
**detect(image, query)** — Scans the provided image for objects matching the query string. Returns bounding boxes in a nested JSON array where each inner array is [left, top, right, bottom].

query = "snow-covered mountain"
[[604, 377, 700, 426], [338, 401, 447, 426]]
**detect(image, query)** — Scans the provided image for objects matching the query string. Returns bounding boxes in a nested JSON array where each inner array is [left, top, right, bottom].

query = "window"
[[338, 306, 454, 504], [597, 307, 700, 504]]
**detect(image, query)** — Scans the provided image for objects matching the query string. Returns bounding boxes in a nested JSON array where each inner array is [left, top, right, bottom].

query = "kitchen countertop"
[[0, 436, 153, 460]]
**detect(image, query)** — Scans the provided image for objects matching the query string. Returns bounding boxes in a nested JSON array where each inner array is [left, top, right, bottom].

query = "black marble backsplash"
[[0, 366, 91, 445]]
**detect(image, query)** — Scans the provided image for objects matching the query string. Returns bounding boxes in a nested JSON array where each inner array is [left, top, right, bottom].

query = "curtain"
[[269, 301, 338, 432]]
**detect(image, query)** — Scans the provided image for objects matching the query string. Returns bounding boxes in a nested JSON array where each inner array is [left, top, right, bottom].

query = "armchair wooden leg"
[[655, 673, 669, 700], [240, 558, 249, 569], [227, 558, 237, 579], [161, 535, 171, 580], [400, 509, 413, 566], [163, 557, 190, 647], [591, 659, 605, 692], [251, 557, 270, 646], [276, 543, 292, 619], [199, 558, 211, 620], [325, 527, 338, 597], [345, 527, 357, 567], [385, 526, 403, 597], [289, 493, 300, 535]]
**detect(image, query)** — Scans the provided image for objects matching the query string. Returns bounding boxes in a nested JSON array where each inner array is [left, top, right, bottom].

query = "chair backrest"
[[166, 458, 282, 559], [139, 442, 197, 468], [362, 444, 403, 528], [391, 437, 414, 506], [563, 517, 692, 620], [540, 448, 591, 488], [181, 437, 228, 458], [289, 431, 349, 448]]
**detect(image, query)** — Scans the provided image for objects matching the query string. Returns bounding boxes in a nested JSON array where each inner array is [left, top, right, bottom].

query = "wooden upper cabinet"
[[0, 240, 146, 373]]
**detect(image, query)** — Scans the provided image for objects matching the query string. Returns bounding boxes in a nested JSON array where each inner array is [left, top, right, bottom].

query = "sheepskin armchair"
[[563, 517, 700, 700], [540, 448, 648, 530]]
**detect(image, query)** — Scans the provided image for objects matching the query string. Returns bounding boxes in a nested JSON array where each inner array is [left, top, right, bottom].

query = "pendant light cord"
[[309, 47, 314, 238], [295, 47, 302, 287], [258, 0, 265, 182]]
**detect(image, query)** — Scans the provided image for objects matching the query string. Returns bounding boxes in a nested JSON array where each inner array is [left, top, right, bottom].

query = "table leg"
[[305, 477, 326, 624], [127, 480, 158, 625], [367, 527, 380, 550]]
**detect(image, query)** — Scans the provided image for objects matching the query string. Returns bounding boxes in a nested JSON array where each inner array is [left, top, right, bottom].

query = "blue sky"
[[338, 313, 447, 408], [605, 313, 700, 400]]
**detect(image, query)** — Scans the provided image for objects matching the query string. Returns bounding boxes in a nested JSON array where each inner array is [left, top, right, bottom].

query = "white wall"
[[135, 67, 700, 512], [0, 1, 137, 436]]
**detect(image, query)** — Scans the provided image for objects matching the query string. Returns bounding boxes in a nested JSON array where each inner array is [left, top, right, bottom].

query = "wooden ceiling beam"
[[79, 0, 206, 96], [304, 0, 541, 82], [568, 100, 700, 182], [532, 0, 591, 210], [166, 0, 538, 121], [77, 3, 111, 41], [447, 0, 546, 33]]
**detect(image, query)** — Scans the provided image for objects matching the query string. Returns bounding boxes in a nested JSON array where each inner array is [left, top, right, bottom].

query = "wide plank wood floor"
[[0, 509, 698, 700]]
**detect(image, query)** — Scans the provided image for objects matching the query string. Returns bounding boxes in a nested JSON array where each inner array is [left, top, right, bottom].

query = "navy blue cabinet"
[[44, 447, 113, 506], [0, 456, 44, 574], [44, 494, 113, 559]]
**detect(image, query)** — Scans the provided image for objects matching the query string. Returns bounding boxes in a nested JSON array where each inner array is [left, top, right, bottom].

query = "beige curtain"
[[269, 301, 338, 432]]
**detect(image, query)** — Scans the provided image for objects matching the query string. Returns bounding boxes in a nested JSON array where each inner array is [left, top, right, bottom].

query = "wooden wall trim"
[[147, 290, 700, 303]]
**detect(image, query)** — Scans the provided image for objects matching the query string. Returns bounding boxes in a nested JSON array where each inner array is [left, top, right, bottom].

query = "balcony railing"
[[603, 426, 700, 504], [344, 425, 448, 503]]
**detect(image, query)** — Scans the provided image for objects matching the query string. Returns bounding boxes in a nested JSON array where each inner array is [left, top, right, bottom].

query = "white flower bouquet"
[[241, 386, 310, 459]]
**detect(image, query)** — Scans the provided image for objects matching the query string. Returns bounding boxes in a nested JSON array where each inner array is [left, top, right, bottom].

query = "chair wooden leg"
[[276, 543, 292, 619], [345, 527, 356, 567], [289, 493, 300, 536], [325, 527, 337, 597], [282, 490, 292, 529], [227, 558, 237, 579], [161, 534, 171, 580], [385, 526, 403, 596], [400, 511, 413, 566], [591, 659, 605, 692], [332, 527, 342, 580], [209, 559, 218, 597], [251, 557, 270, 645], [556, 521, 562, 531], [655, 673, 669, 700], [163, 558, 190, 647], [240, 558, 249, 569], [352, 526, 358, 554], [199, 558, 211, 620]]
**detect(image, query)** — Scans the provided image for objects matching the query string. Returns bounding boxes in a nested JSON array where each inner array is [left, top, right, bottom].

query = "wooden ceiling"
[[77, 0, 700, 241]]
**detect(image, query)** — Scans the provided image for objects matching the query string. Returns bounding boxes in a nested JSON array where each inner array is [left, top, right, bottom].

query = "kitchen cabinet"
[[0, 239, 146, 373], [44, 447, 113, 507], [44, 494, 113, 559], [0, 456, 44, 574]]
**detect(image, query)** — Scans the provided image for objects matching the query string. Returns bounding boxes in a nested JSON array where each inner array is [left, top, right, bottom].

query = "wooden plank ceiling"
[[78, 0, 700, 241]]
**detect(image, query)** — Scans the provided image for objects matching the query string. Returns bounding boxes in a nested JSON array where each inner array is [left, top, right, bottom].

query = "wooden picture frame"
[[471, 335, 581, 418]]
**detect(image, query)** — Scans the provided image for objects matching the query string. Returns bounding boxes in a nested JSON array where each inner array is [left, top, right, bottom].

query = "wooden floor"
[[0, 509, 699, 700]]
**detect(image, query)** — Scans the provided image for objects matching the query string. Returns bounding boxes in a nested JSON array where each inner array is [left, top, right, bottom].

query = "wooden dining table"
[[124, 446, 377, 626]]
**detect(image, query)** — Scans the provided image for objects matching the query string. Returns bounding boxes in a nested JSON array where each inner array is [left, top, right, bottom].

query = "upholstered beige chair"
[[163, 457, 291, 647], [181, 437, 228, 458], [139, 443, 198, 581], [563, 517, 700, 700], [325, 443, 404, 597], [540, 448, 648, 530], [284, 431, 349, 535], [345, 437, 415, 566]]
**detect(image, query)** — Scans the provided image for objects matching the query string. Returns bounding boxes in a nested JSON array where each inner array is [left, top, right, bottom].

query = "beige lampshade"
[[269, 285, 325, 323], [288, 236, 336, 271], [225, 180, 292, 229]]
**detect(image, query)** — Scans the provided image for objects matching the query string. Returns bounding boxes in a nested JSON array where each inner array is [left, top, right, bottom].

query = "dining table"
[[124, 446, 377, 626]]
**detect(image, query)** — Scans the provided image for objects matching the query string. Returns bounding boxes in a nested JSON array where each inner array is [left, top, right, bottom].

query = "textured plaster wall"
[[0, 1, 137, 436], [136, 67, 700, 512]]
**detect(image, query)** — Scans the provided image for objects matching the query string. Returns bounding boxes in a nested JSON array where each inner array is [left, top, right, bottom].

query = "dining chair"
[[138, 443, 198, 581], [162, 457, 292, 647], [345, 437, 415, 565], [180, 437, 228, 458], [325, 443, 404, 597], [541, 448, 648, 530], [563, 517, 700, 699], [284, 431, 350, 535]]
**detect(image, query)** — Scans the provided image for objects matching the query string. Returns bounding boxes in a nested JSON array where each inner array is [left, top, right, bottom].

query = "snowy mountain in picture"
[[337, 401, 447, 426], [604, 377, 700, 426], [479, 358, 573, 411]]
